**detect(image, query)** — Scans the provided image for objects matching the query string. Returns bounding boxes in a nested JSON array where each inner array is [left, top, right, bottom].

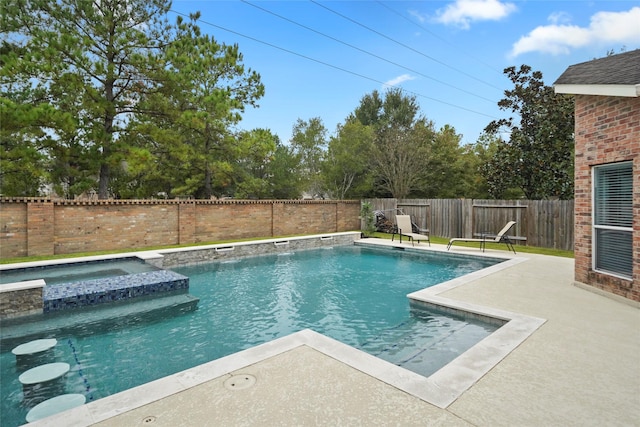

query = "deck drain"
[[223, 374, 256, 390], [142, 416, 156, 424]]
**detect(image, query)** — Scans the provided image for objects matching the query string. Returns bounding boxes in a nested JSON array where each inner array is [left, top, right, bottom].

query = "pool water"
[[0, 258, 160, 286], [0, 246, 503, 426]]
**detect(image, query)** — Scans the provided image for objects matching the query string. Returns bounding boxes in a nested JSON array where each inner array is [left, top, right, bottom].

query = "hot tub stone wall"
[[0, 287, 43, 318]]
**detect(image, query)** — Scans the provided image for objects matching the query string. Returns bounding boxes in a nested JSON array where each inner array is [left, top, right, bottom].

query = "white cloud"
[[547, 11, 572, 25], [511, 7, 640, 57], [511, 25, 590, 56], [408, 10, 426, 23], [435, 0, 517, 30], [382, 74, 416, 88]]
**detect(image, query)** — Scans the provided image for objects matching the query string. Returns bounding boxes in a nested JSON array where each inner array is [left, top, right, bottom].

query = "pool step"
[[361, 315, 489, 377], [0, 293, 199, 350]]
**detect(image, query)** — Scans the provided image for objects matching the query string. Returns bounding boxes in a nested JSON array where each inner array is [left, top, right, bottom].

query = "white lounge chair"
[[447, 221, 517, 254], [392, 215, 430, 246]]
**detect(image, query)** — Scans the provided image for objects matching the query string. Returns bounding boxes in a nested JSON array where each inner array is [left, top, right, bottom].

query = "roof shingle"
[[554, 49, 640, 86]]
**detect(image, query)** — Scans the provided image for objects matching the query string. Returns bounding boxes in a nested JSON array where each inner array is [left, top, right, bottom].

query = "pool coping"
[[20, 236, 547, 426], [0, 279, 46, 293]]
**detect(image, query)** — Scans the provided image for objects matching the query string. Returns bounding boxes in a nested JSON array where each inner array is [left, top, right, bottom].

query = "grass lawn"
[[0, 232, 573, 265], [370, 232, 574, 258]]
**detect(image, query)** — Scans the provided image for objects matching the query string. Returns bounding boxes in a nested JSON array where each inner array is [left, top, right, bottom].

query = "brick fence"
[[0, 198, 361, 259]]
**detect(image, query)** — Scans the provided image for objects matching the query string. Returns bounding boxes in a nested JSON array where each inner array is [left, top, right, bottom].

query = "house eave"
[[554, 84, 640, 97]]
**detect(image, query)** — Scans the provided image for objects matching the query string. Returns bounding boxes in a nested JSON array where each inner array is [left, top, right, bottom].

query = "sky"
[[170, 0, 640, 145]]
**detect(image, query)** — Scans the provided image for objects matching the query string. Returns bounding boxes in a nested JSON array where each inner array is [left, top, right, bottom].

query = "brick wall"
[[196, 202, 273, 241], [53, 201, 181, 254], [27, 201, 55, 256], [574, 95, 640, 301], [0, 202, 27, 258], [0, 199, 361, 259]]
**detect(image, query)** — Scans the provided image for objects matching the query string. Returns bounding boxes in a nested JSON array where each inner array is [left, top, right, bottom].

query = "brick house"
[[554, 49, 639, 303]]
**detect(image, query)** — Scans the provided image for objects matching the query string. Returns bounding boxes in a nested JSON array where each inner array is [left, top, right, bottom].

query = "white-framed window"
[[592, 161, 633, 279]]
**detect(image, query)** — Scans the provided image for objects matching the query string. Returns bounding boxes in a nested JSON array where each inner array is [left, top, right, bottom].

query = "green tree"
[[354, 88, 420, 132], [464, 132, 518, 199], [360, 201, 376, 237], [353, 90, 383, 127], [352, 88, 432, 198], [484, 65, 575, 199], [0, 99, 70, 196], [6, 0, 176, 199], [322, 121, 374, 199], [47, 133, 99, 199], [119, 75, 193, 198], [421, 125, 467, 198], [45, 68, 101, 198], [233, 128, 277, 199], [370, 123, 433, 198], [126, 13, 264, 199], [266, 141, 303, 199], [165, 14, 264, 199], [0, 21, 76, 196], [475, 133, 523, 199], [290, 117, 327, 198]]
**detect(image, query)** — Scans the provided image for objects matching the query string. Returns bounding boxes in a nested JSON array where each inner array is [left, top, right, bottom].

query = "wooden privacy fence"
[[364, 198, 574, 251]]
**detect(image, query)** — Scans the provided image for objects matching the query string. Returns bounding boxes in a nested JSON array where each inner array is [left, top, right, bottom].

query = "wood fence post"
[[463, 199, 473, 238]]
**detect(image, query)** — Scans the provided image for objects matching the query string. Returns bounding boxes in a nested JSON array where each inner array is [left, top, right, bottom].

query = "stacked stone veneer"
[[158, 232, 360, 268], [0, 284, 44, 318], [574, 95, 640, 302], [0, 199, 361, 259]]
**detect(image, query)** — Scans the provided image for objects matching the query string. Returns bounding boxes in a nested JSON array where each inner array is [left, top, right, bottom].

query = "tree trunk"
[[204, 165, 212, 199], [98, 162, 110, 199], [99, 41, 116, 200]]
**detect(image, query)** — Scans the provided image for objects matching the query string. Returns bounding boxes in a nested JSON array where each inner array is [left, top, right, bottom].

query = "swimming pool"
[[0, 245, 504, 426]]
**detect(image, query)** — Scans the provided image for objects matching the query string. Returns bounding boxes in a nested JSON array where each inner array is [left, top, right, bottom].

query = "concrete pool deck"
[[28, 239, 640, 426]]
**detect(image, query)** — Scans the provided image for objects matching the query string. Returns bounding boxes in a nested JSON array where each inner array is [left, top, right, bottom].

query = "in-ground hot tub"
[[0, 257, 191, 315]]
